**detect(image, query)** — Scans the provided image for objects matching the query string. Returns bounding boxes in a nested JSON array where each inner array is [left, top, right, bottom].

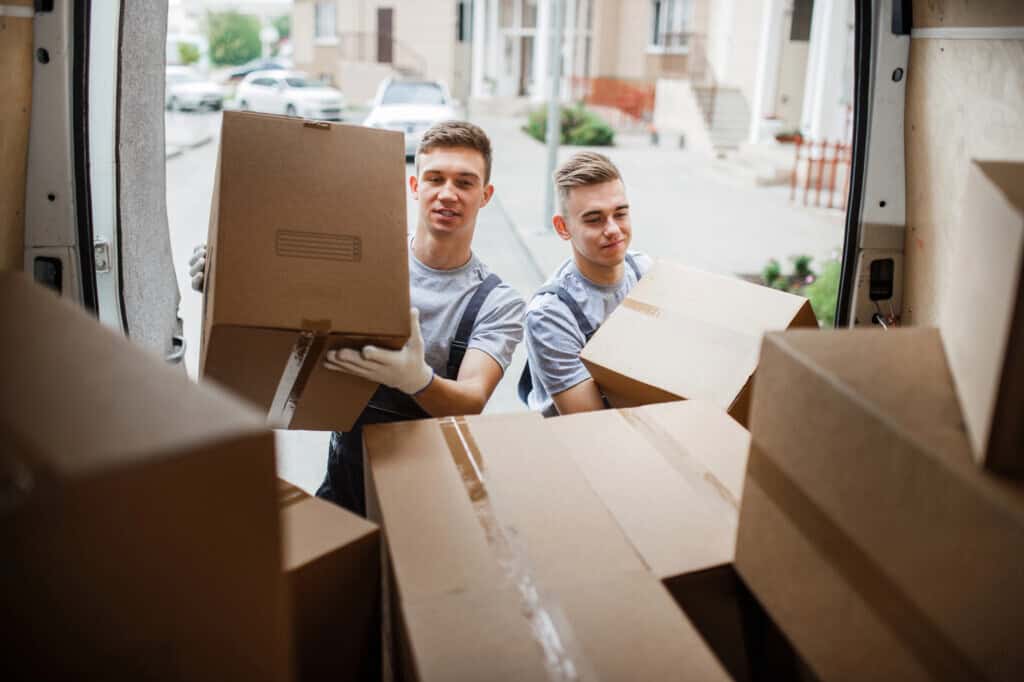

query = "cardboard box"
[[364, 412, 731, 682], [279, 480, 381, 681], [201, 111, 410, 431], [546, 401, 810, 681], [737, 327, 1024, 681], [941, 160, 1024, 473], [580, 260, 818, 425], [0, 272, 292, 681]]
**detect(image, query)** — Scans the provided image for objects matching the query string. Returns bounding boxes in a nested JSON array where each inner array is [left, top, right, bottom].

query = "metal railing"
[[790, 138, 853, 210]]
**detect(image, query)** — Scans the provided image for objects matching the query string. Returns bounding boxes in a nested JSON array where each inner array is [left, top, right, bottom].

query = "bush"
[[523, 103, 615, 146], [207, 11, 261, 66], [804, 259, 840, 327], [177, 41, 200, 66]]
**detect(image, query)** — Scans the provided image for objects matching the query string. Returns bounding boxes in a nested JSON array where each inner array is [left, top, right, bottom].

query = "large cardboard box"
[[546, 401, 808, 681], [737, 327, 1024, 681], [0, 272, 292, 681], [580, 260, 818, 425], [941, 160, 1024, 473], [364, 412, 731, 681], [279, 480, 381, 681], [201, 111, 410, 431]]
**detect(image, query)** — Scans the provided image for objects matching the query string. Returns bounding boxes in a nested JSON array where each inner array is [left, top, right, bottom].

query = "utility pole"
[[541, 0, 565, 234]]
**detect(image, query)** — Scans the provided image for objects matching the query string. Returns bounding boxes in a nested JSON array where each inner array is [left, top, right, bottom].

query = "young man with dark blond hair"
[[191, 121, 524, 515], [519, 151, 650, 416]]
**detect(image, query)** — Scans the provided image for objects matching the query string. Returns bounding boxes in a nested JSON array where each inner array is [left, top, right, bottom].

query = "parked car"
[[235, 70, 344, 121], [226, 57, 293, 83], [363, 79, 461, 159], [165, 66, 224, 111]]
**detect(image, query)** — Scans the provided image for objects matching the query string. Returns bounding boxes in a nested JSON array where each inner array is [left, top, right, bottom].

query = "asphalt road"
[[165, 111, 541, 492]]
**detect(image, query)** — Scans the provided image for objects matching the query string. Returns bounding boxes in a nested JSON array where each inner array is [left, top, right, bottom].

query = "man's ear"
[[552, 214, 571, 241], [481, 183, 495, 207], [409, 174, 419, 200]]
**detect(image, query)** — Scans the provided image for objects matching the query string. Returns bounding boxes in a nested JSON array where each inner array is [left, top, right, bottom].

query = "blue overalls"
[[517, 254, 642, 405], [317, 273, 502, 516]]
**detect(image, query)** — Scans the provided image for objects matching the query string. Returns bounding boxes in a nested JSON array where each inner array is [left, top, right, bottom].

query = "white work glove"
[[188, 244, 207, 292], [324, 308, 434, 395]]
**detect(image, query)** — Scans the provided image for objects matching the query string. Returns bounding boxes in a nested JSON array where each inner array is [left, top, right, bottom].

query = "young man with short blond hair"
[[520, 151, 650, 416]]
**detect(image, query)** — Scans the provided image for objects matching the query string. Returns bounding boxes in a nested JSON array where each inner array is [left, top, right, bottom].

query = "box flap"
[[545, 403, 743, 580], [0, 271, 269, 479], [940, 160, 1024, 470], [278, 480, 378, 571], [581, 260, 816, 409], [209, 112, 410, 337]]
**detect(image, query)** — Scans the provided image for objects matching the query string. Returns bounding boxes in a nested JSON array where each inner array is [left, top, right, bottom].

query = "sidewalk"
[[472, 114, 845, 281]]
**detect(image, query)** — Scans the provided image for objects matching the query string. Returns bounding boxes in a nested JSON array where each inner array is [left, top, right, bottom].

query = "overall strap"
[[446, 273, 502, 379], [516, 283, 595, 405], [625, 252, 643, 281]]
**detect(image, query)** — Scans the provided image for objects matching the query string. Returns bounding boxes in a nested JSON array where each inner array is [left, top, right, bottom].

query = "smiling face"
[[554, 179, 632, 271], [410, 146, 494, 238]]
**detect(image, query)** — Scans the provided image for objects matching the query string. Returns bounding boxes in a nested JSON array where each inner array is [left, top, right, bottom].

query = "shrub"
[[523, 103, 615, 146], [804, 259, 840, 327], [206, 11, 261, 66], [177, 41, 200, 66], [761, 258, 782, 287]]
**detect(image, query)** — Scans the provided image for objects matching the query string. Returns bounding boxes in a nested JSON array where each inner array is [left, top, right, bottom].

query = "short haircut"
[[415, 120, 493, 183], [554, 151, 623, 212]]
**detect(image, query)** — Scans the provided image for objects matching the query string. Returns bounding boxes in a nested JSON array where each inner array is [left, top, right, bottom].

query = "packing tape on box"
[[266, 320, 332, 429], [620, 298, 662, 318], [747, 444, 984, 680], [619, 409, 738, 511], [439, 417, 597, 682]]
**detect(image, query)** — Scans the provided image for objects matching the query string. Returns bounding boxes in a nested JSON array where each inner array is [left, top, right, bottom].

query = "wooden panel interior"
[[903, 36, 1024, 325], [913, 0, 1024, 29], [0, 10, 33, 273]]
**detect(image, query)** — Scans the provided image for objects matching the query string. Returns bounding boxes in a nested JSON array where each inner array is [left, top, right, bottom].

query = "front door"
[[377, 8, 394, 64]]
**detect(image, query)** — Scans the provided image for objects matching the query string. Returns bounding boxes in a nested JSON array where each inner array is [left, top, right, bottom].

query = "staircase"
[[693, 84, 750, 151]]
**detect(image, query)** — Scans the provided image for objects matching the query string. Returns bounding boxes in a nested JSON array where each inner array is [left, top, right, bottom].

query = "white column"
[[709, 0, 736, 84], [487, 0, 501, 94], [471, 0, 488, 97], [748, 0, 786, 143], [533, 0, 552, 103], [561, 0, 576, 101], [800, 0, 850, 141]]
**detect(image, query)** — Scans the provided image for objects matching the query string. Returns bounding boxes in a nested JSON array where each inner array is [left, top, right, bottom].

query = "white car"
[[235, 70, 344, 121], [363, 79, 461, 158], [165, 66, 224, 111]]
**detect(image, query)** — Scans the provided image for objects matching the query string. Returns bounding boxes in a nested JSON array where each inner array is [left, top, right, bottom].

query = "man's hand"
[[324, 308, 434, 395], [188, 244, 207, 292]]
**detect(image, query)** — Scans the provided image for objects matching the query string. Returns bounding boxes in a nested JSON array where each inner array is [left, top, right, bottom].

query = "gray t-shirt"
[[523, 252, 652, 416]]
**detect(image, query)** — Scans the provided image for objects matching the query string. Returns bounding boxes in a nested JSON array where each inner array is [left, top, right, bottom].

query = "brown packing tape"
[[438, 417, 594, 682], [265, 319, 332, 429], [620, 298, 661, 318], [747, 444, 985, 680]]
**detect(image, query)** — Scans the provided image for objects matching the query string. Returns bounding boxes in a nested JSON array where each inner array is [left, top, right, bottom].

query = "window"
[[314, 2, 336, 41], [457, 1, 471, 43], [381, 81, 446, 106], [650, 0, 692, 51]]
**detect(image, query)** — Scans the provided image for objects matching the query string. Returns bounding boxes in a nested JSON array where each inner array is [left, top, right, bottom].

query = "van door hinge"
[[93, 240, 111, 273]]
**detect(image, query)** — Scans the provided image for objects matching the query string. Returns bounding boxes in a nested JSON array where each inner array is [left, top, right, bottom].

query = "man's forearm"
[[413, 375, 490, 418]]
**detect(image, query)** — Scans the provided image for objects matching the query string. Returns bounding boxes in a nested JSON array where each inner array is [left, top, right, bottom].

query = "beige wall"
[[902, 0, 1024, 325], [775, 40, 808, 129]]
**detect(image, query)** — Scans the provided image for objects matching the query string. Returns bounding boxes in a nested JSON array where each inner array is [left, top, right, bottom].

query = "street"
[[166, 111, 542, 492]]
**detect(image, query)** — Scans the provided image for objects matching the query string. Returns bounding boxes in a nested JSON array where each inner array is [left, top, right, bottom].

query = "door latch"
[[93, 240, 111, 273]]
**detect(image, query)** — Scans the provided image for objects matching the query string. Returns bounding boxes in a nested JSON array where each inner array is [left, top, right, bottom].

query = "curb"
[[165, 135, 213, 161]]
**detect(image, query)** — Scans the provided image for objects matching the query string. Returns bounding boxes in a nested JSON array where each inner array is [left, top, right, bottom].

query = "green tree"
[[177, 41, 200, 66], [206, 11, 261, 66]]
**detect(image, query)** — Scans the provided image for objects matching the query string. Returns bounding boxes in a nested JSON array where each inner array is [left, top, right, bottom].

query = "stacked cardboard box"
[[279, 480, 381, 681], [580, 260, 817, 425], [736, 327, 1024, 681], [0, 272, 292, 680], [200, 111, 411, 431], [940, 160, 1024, 473], [364, 412, 732, 681]]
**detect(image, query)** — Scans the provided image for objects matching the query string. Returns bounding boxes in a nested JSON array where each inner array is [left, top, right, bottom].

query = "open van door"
[[18, 0, 182, 361]]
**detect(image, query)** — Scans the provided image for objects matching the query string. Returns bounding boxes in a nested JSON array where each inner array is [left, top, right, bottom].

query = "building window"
[[314, 2, 336, 41], [649, 0, 691, 52]]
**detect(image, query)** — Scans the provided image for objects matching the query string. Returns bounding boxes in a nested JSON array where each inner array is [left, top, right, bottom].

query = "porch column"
[[471, 0, 488, 97], [748, 0, 786, 143]]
